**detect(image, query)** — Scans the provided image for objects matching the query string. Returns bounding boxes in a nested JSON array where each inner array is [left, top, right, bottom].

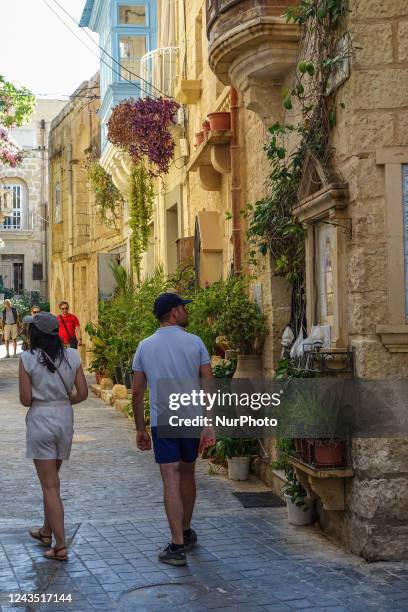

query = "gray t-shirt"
[[21, 348, 81, 405], [132, 326, 211, 426], [5, 309, 15, 325]]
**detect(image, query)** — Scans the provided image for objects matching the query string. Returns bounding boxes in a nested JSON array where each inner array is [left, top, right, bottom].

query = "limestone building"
[[173, 0, 408, 560], [0, 99, 65, 300], [48, 74, 129, 366], [76, 0, 408, 560]]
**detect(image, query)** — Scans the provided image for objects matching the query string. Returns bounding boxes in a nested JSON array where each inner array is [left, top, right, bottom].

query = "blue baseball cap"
[[153, 292, 192, 319]]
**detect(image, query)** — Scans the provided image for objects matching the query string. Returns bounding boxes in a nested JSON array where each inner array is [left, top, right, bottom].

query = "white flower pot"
[[228, 456, 251, 480], [284, 493, 314, 526]]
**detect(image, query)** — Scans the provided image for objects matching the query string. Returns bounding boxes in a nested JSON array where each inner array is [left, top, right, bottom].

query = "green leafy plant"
[[272, 438, 296, 471], [213, 278, 268, 354], [212, 359, 236, 378], [86, 265, 170, 378], [214, 437, 259, 459], [0, 75, 35, 128], [248, 0, 349, 286], [129, 165, 154, 279], [282, 468, 308, 509], [87, 159, 124, 228]]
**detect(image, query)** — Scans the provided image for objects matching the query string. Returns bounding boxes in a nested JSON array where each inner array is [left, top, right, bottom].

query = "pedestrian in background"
[[19, 312, 88, 561], [57, 301, 82, 349], [1, 299, 19, 358], [132, 292, 215, 566], [21, 305, 41, 351]]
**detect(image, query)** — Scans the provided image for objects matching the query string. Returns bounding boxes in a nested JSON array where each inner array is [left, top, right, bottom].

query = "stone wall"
[[49, 75, 128, 368], [193, 0, 408, 560]]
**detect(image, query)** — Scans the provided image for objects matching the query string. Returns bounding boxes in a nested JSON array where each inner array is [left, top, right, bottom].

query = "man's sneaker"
[[158, 544, 186, 566], [183, 529, 197, 550]]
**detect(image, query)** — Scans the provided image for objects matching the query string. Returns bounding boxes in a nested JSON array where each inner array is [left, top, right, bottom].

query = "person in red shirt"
[[57, 301, 82, 349]]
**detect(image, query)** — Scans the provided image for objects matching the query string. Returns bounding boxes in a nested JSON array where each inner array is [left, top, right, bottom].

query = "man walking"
[[132, 293, 215, 566], [1, 299, 19, 358], [57, 301, 82, 349]]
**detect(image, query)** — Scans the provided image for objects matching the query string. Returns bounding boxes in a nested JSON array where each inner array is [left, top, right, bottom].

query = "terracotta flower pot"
[[314, 439, 345, 467], [202, 120, 211, 139], [195, 131, 205, 147], [207, 111, 231, 131]]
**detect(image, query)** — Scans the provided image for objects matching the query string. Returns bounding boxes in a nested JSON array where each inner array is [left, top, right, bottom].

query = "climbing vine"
[[87, 160, 124, 228], [248, 0, 349, 281], [129, 165, 154, 279]]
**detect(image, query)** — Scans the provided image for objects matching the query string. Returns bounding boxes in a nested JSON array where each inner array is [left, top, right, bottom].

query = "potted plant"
[[202, 120, 210, 139], [107, 97, 180, 175], [282, 468, 314, 526], [207, 111, 231, 131], [214, 437, 259, 481], [213, 278, 268, 378], [195, 131, 205, 147]]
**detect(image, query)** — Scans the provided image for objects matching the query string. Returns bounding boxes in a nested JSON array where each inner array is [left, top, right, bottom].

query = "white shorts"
[[4, 324, 18, 341]]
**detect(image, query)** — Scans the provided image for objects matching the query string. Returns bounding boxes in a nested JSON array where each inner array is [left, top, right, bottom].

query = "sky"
[[0, 0, 99, 98]]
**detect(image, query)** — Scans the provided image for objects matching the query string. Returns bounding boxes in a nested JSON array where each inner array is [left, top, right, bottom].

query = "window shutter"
[[32, 263, 43, 280]]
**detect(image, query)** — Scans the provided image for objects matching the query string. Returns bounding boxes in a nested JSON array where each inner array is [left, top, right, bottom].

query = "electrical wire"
[[50, 0, 169, 98], [41, 0, 156, 99]]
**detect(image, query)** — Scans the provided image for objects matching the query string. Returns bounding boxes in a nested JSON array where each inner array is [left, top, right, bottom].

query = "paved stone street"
[[0, 357, 408, 612]]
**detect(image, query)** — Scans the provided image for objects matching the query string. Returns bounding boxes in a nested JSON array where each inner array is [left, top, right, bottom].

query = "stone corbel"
[[187, 130, 233, 191], [175, 79, 202, 105], [290, 457, 353, 512], [198, 165, 221, 191], [211, 145, 231, 174]]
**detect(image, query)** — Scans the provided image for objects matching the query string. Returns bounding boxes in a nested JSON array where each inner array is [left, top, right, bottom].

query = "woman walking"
[[19, 312, 88, 561]]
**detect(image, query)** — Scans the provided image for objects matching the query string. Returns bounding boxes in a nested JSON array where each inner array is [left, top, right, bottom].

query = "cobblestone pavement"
[[0, 358, 408, 612]]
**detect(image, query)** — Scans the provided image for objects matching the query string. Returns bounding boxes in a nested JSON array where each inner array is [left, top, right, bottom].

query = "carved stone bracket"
[[187, 130, 232, 191], [290, 457, 353, 512]]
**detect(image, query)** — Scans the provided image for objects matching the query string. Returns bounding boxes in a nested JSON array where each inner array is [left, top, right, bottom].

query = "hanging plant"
[[248, 0, 349, 281], [107, 97, 180, 175], [129, 165, 154, 279], [87, 159, 124, 228]]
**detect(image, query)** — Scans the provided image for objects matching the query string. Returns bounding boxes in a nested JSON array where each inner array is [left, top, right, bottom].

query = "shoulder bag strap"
[[39, 349, 72, 398], [58, 314, 72, 339]]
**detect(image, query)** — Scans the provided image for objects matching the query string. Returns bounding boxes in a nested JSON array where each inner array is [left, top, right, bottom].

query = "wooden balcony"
[[206, 0, 300, 123]]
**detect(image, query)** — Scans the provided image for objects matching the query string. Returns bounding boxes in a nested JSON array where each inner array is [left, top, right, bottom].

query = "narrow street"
[[0, 358, 406, 612]]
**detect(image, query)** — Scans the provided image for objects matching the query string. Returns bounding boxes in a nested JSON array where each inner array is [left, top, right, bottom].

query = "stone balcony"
[[206, 0, 300, 123]]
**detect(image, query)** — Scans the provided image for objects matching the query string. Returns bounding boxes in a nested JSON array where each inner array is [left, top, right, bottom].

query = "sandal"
[[44, 545, 68, 562], [29, 528, 52, 547]]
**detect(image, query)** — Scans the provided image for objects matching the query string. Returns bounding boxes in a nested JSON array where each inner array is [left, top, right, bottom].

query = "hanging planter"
[[107, 97, 180, 175], [207, 111, 231, 131]]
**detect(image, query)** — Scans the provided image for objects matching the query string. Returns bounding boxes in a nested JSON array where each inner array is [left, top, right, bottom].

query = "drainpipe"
[[40, 119, 47, 299], [67, 143, 74, 307], [230, 87, 242, 275]]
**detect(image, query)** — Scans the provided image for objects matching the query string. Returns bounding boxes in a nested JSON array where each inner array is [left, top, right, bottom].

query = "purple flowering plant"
[[107, 97, 180, 175]]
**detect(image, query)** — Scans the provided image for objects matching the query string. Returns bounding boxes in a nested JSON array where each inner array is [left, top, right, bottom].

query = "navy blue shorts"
[[151, 427, 200, 464]]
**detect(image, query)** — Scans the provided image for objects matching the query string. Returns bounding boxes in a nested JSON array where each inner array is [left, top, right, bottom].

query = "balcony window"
[[2, 185, 22, 230], [119, 36, 146, 80], [119, 4, 146, 25], [54, 182, 62, 224]]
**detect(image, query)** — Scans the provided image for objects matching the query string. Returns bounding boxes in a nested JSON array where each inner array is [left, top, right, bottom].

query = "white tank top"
[[21, 348, 80, 404]]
